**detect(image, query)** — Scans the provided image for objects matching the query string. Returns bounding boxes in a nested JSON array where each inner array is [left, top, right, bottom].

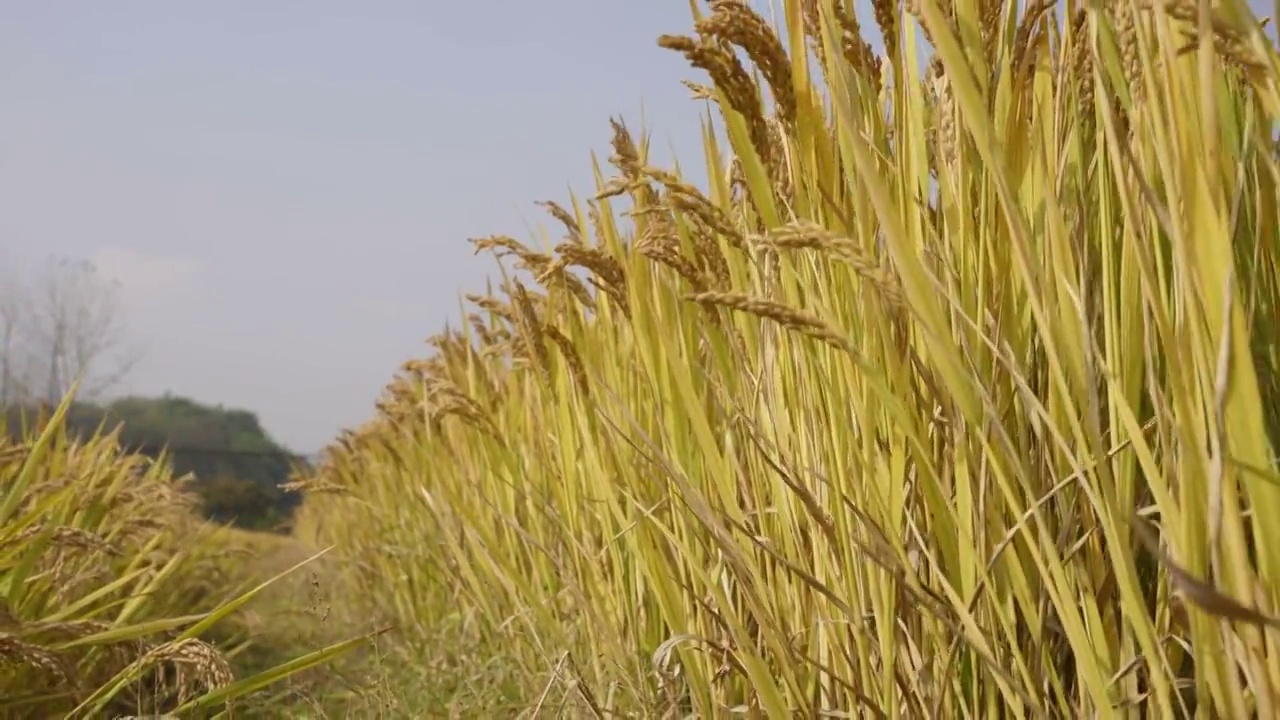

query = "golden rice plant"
[[0, 390, 371, 719], [297, 0, 1280, 716]]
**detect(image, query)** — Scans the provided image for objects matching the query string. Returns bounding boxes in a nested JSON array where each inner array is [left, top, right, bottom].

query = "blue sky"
[[3, 1, 1275, 452], [2, 1, 725, 452]]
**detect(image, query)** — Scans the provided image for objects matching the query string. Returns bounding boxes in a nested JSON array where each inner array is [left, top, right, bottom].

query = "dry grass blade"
[[1132, 519, 1280, 630]]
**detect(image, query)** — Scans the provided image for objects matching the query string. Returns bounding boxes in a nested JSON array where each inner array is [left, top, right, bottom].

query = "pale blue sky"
[[4, 2, 1274, 452], [1, 1, 730, 452]]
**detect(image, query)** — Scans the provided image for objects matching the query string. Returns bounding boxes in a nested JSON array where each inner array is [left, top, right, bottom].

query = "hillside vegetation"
[[4, 396, 305, 532], [293, 0, 1280, 716]]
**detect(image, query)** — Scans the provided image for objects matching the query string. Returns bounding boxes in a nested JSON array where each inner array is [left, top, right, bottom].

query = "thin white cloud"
[[89, 246, 196, 304]]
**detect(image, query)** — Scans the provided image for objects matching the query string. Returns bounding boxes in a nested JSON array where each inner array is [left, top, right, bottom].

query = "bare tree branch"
[[0, 253, 29, 405], [0, 252, 144, 406]]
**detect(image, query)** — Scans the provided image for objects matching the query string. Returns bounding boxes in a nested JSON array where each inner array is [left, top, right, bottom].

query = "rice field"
[[0, 395, 372, 719], [9, 0, 1280, 717], [295, 0, 1280, 716]]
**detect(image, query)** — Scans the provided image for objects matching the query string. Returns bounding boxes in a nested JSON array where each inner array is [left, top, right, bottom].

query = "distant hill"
[[3, 395, 304, 532]]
